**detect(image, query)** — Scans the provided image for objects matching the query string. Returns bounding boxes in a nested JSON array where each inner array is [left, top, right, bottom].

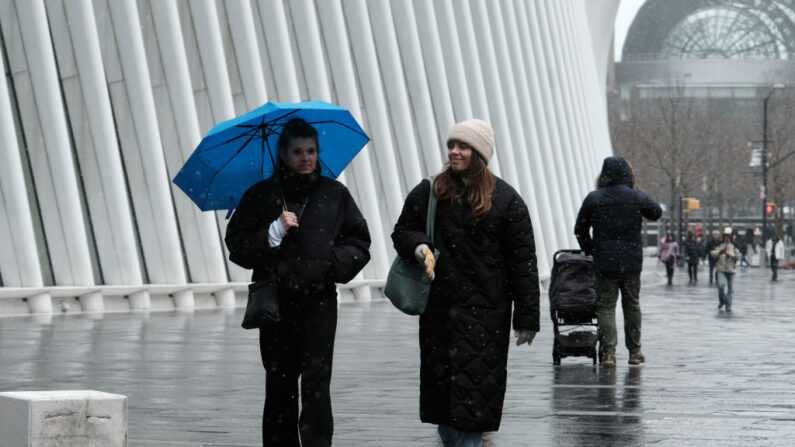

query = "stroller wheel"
[[553, 339, 561, 365]]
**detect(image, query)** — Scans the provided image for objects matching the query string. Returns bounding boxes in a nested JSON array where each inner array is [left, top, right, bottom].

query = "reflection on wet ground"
[[0, 262, 793, 446]]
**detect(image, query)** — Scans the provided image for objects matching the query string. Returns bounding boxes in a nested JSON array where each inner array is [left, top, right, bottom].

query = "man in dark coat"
[[704, 230, 722, 284], [575, 156, 662, 367], [225, 118, 371, 447], [392, 119, 540, 443]]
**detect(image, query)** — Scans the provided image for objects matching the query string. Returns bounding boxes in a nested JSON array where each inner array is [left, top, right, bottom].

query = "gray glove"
[[515, 329, 537, 346]]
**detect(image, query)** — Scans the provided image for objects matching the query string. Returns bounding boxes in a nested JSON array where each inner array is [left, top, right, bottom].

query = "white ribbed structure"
[[0, 0, 619, 314]]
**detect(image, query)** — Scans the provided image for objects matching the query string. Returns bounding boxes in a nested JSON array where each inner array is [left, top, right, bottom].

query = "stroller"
[[549, 250, 599, 365]]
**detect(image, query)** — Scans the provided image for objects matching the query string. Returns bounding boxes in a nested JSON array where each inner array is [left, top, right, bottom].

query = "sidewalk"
[[0, 261, 793, 446]]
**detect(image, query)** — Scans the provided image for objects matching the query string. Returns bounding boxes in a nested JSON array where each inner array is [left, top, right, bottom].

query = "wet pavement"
[[1, 261, 794, 446]]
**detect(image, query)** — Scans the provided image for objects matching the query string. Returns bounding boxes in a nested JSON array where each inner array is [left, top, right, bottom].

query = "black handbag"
[[384, 177, 439, 315], [241, 276, 280, 329]]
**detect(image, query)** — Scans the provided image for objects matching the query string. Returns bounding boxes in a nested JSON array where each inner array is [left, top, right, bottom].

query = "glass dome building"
[[616, 0, 795, 102]]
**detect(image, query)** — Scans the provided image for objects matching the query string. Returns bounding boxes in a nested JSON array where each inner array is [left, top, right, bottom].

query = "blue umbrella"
[[173, 101, 370, 212]]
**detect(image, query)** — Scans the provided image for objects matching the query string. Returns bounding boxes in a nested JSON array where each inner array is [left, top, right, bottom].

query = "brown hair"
[[434, 154, 496, 222]]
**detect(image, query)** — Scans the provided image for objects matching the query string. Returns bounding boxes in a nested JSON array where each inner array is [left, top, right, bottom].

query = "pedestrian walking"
[[575, 156, 662, 367], [225, 118, 371, 447], [659, 233, 679, 286], [392, 119, 540, 446], [710, 227, 740, 312], [704, 230, 721, 285], [738, 233, 751, 268], [766, 234, 785, 281], [684, 231, 702, 285]]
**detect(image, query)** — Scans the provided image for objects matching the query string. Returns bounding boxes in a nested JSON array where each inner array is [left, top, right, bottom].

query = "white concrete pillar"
[[520, 0, 582, 237], [257, 0, 301, 100], [342, 0, 414, 222], [411, 0, 456, 160], [316, 0, 392, 279], [27, 293, 53, 314], [188, 0, 249, 285], [79, 291, 104, 312], [545, 0, 594, 202], [469, 0, 550, 273], [16, 0, 95, 287], [430, 0, 474, 121], [0, 33, 45, 289], [63, 0, 146, 297], [223, 0, 269, 108], [448, 0, 504, 177], [502, 0, 572, 250], [487, 0, 563, 255], [128, 290, 151, 311], [107, 0, 189, 298], [367, 0, 426, 179], [149, 0, 231, 304], [389, 0, 445, 173]]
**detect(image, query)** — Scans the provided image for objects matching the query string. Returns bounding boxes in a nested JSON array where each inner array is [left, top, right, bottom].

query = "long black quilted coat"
[[392, 177, 540, 432]]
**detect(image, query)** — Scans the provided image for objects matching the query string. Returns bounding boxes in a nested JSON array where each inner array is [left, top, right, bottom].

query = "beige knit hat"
[[447, 119, 494, 163]]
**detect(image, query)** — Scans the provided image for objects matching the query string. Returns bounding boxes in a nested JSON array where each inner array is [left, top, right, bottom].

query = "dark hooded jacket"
[[575, 157, 662, 272], [225, 164, 371, 300], [392, 177, 540, 432]]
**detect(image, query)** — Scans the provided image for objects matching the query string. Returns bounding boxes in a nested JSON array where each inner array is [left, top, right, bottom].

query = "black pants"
[[259, 298, 337, 447], [708, 260, 717, 283], [664, 259, 675, 283], [771, 257, 779, 280], [687, 262, 698, 283]]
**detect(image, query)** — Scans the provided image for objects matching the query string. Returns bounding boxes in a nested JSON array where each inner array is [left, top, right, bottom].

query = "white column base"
[[127, 290, 151, 310], [172, 289, 195, 309], [79, 291, 104, 312], [352, 286, 372, 302], [27, 293, 53, 314], [214, 288, 236, 307]]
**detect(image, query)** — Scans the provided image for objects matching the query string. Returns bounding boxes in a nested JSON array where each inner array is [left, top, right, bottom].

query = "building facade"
[[0, 0, 618, 315]]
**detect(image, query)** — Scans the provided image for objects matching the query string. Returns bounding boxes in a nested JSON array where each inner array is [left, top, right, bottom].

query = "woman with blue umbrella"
[[225, 118, 371, 446]]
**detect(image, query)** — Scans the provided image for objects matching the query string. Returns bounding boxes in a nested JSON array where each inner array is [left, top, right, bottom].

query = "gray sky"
[[614, 0, 647, 61]]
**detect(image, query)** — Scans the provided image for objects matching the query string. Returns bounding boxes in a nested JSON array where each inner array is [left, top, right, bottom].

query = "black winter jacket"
[[392, 177, 540, 432], [225, 168, 371, 300], [575, 157, 662, 272]]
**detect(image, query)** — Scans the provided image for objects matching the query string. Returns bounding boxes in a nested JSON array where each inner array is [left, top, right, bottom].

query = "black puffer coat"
[[225, 166, 371, 300], [574, 157, 662, 273], [392, 177, 540, 432]]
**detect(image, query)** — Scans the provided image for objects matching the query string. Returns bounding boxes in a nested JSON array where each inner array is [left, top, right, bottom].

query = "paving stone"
[[0, 262, 793, 446]]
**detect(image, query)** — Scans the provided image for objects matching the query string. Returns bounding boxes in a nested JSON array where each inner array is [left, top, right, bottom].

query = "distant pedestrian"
[[786, 224, 793, 245], [684, 231, 702, 285], [737, 233, 751, 268], [225, 118, 371, 447], [710, 227, 740, 312], [659, 233, 679, 286], [766, 234, 785, 281], [704, 230, 722, 285], [744, 228, 756, 254], [392, 119, 540, 446], [575, 156, 662, 367]]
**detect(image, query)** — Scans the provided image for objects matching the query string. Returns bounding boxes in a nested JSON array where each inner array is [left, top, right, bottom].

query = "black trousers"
[[687, 262, 698, 282], [664, 258, 675, 283], [259, 298, 337, 447], [771, 258, 779, 280]]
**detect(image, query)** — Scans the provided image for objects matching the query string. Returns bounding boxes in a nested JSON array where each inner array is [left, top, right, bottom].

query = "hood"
[[597, 156, 633, 188]]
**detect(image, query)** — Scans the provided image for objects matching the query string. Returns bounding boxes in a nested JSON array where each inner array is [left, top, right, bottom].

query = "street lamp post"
[[762, 91, 770, 243]]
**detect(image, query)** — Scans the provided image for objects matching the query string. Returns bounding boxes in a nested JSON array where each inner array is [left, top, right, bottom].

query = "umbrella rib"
[[195, 127, 261, 154], [304, 120, 369, 139], [203, 131, 262, 199]]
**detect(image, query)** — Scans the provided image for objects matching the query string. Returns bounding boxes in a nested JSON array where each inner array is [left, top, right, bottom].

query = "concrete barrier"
[[0, 390, 127, 447]]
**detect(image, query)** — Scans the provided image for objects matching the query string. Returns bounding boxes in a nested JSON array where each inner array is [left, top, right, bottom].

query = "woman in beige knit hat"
[[392, 119, 540, 446]]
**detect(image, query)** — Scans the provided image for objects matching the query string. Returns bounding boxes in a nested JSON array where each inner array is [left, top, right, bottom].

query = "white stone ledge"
[[0, 390, 127, 447]]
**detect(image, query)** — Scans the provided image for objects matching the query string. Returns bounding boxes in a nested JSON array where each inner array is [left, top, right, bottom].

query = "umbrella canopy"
[[173, 101, 370, 211]]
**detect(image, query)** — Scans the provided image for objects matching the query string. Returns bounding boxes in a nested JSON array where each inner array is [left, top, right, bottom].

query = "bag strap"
[[425, 176, 437, 243]]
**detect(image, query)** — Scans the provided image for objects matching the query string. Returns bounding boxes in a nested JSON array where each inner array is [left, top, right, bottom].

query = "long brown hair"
[[434, 154, 496, 222]]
